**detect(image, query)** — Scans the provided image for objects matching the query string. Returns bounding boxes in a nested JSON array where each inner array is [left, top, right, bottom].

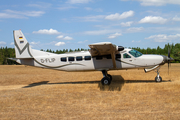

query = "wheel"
[[107, 74, 112, 81], [155, 76, 162, 82], [101, 77, 111, 85]]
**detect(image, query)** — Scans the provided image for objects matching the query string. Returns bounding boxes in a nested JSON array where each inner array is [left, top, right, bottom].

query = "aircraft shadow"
[[22, 75, 171, 91], [98, 75, 125, 91]]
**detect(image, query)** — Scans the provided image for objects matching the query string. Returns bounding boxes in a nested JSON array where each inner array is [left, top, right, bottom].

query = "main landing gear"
[[101, 70, 112, 85], [155, 67, 162, 82]]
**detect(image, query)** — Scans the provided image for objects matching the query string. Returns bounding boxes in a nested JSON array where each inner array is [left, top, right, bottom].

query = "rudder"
[[14, 30, 33, 58]]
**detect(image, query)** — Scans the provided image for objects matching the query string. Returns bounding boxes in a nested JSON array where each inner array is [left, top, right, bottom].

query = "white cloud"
[[75, 11, 133, 22], [28, 2, 52, 9], [108, 32, 122, 39], [137, 0, 180, 6], [95, 8, 103, 12], [145, 34, 180, 42], [58, 6, 77, 10], [85, 7, 92, 11], [10, 42, 14, 45], [120, 21, 133, 27], [64, 36, 73, 40], [0, 12, 22, 19], [83, 29, 122, 35], [30, 42, 40, 45], [55, 42, 65, 46], [84, 7, 103, 12], [67, 0, 92, 4], [132, 40, 141, 43], [0, 41, 6, 45], [75, 15, 105, 22], [105, 10, 134, 20], [139, 16, 167, 24], [57, 35, 64, 39], [78, 40, 88, 43], [33, 29, 61, 35], [57, 35, 73, 40], [172, 16, 180, 21], [126, 27, 144, 33], [122, 0, 180, 6], [0, 9, 45, 19]]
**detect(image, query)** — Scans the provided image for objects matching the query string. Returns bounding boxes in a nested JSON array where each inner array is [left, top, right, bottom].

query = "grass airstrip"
[[0, 64, 180, 119]]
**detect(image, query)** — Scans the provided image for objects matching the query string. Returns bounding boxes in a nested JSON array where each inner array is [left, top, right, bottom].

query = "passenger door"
[[121, 53, 135, 68]]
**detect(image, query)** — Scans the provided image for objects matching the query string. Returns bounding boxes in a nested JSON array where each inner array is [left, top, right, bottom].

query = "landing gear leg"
[[101, 70, 112, 85], [155, 67, 162, 82]]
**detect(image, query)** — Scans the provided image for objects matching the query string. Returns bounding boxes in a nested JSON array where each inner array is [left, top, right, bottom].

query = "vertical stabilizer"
[[14, 30, 33, 58]]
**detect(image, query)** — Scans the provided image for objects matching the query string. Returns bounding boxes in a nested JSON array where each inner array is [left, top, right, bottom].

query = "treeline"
[[0, 43, 180, 65], [0, 47, 17, 65]]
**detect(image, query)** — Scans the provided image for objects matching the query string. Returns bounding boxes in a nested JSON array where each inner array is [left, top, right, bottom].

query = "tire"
[[101, 77, 111, 85], [107, 74, 112, 81], [155, 76, 162, 82]]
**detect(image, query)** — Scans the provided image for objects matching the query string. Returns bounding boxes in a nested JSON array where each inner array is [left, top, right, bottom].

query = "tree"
[[69, 49, 73, 52], [0, 47, 3, 65], [173, 43, 180, 62]]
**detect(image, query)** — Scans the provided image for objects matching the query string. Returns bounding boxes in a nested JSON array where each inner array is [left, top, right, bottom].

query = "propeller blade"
[[168, 47, 171, 75], [168, 47, 170, 58], [168, 61, 169, 75]]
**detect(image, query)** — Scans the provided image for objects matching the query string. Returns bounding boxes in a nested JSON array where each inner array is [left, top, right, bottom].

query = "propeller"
[[167, 48, 174, 74]]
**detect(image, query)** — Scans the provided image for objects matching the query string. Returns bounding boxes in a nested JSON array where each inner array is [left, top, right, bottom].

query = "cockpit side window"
[[123, 53, 131, 58], [129, 49, 142, 57]]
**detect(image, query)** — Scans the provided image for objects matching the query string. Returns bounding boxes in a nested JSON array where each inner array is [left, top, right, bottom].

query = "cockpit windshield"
[[129, 49, 142, 57]]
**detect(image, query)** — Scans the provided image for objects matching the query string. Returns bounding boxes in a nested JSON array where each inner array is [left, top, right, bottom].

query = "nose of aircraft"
[[161, 55, 174, 74], [162, 55, 174, 64]]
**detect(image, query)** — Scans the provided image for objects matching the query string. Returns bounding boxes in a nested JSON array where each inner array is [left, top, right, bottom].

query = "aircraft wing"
[[88, 42, 124, 69]]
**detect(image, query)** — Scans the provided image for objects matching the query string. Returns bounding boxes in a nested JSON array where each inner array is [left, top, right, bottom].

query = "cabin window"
[[96, 56, 103, 60], [116, 54, 121, 59], [76, 56, 82, 61], [84, 56, 91, 60], [106, 54, 112, 59], [61, 57, 67, 62], [68, 57, 74, 61], [123, 53, 131, 58]]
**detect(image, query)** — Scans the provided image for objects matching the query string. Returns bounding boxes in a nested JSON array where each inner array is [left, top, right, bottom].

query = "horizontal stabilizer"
[[8, 58, 18, 61]]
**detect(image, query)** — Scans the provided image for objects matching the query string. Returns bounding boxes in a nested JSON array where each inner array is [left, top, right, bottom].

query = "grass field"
[[0, 64, 180, 120]]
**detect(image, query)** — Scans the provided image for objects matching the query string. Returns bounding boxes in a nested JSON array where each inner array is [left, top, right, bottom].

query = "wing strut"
[[110, 44, 116, 69]]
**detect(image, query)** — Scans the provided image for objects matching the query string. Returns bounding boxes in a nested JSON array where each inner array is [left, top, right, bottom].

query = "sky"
[[0, 0, 180, 50]]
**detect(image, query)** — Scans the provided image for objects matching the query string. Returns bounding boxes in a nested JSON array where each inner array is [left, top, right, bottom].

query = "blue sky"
[[0, 0, 180, 50]]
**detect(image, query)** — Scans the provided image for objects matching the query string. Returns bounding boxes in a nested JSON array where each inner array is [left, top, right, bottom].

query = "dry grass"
[[0, 64, 180, 119]]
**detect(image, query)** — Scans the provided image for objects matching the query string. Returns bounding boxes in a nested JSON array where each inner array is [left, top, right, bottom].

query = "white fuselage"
[[16, 48, 165, 72]]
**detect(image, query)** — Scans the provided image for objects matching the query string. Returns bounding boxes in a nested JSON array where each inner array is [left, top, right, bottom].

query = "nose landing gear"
[[101, 70, 112, 85], [155, 67, 162, 82]]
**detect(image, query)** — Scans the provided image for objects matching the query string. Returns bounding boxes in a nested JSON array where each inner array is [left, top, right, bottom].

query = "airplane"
[[10, 30, 174, 85]]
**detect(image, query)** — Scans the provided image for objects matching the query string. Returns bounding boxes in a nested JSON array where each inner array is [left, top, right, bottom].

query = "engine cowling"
[[116, 46, 124, 51]]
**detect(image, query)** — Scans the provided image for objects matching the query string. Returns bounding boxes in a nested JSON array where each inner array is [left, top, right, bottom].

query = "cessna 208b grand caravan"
[[10, 30, 174, 85]]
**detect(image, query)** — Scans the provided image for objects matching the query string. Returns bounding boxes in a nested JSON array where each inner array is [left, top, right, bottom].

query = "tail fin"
[[14, 30, 33, 58]]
